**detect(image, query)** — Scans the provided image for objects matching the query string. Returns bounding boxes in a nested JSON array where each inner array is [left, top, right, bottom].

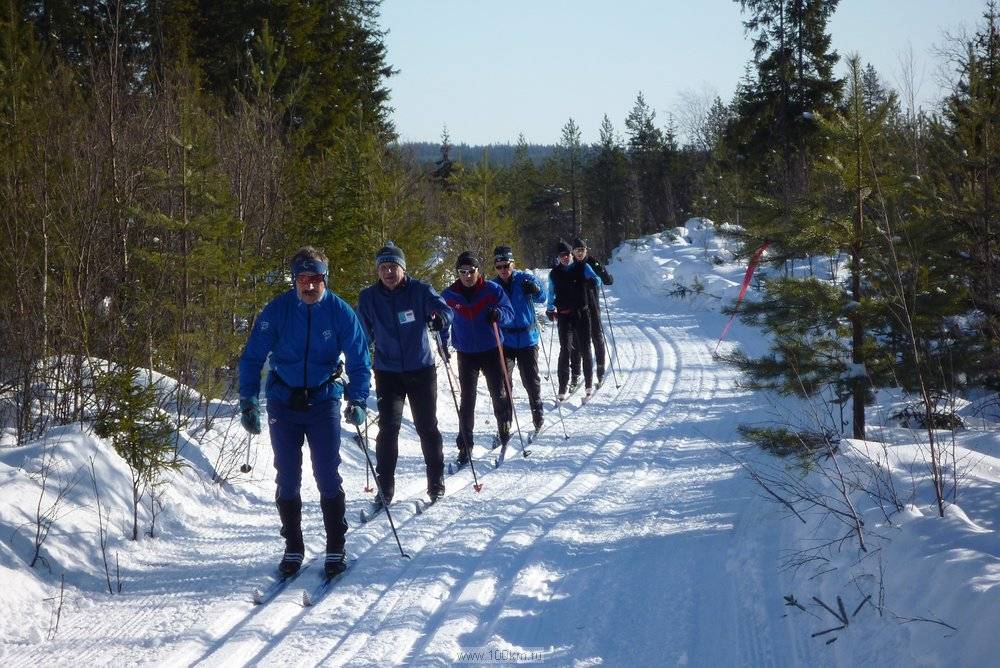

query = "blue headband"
[[292, 258, 328, 278]]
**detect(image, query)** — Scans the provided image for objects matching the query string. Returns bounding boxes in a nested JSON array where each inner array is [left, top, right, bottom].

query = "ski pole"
[[541, 320, 569, 439], [354, 423, 410, 559], [490, 322, 528, 457], [362, 419, 373, 492], [600, 284, 622, 389], [538, 318, 553, 380], [432, 328, 483, 492], [536, 322, 568, 439], [240, 432, 253, 473]]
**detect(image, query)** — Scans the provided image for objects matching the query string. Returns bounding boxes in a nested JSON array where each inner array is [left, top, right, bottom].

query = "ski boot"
[[276, 497, 305, 576]]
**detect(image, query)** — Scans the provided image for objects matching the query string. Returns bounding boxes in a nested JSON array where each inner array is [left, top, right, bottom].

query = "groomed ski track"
[[8, 281, 822, 667]]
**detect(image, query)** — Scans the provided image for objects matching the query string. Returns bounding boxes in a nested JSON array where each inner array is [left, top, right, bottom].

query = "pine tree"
[[556, 117, 585, 237], [585, 115, 631, 257]]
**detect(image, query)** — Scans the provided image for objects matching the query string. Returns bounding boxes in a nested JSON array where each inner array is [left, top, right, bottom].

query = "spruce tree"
[[585, 115, 631, 257]]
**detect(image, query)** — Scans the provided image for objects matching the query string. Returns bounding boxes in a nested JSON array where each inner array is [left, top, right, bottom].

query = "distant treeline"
[[397, 141, 556, 167]]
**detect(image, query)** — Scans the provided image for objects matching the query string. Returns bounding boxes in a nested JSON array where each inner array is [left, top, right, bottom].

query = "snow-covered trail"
[[8, 281, 820, 667]]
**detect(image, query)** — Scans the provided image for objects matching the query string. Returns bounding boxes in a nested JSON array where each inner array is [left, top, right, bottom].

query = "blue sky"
[[380, 0, 988, 145]]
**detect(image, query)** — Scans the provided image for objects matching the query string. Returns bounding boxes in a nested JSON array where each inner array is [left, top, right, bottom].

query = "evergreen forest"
[[3, 0, 1000, 459]]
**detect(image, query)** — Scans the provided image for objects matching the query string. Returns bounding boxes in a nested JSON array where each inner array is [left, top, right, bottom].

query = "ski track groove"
[[5, 288, 801, 667], [260, 320, 658, 666], [167, 329, 646, 667], [246, 322, 652, 663]]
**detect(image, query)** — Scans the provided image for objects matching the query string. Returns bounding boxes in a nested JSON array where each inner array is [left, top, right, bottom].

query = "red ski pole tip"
[[474, 484, 483, 492]]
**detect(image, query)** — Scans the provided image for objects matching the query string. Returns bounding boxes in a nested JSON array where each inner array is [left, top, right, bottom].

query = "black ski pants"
[[374, 366, 445, 497], [572, 289, 607, 378], [504, 344, 543, 426], [456, 347, 511, 453], [557, 309, 593, 392]]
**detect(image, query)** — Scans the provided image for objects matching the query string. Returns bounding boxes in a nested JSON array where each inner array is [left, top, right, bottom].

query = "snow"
[[2, 219, 1000, 665]]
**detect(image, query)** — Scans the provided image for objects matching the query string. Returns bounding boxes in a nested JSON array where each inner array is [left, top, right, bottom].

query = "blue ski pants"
[[267, 398, 344, 501]]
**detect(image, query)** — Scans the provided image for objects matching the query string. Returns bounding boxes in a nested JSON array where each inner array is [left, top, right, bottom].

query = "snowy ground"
[[2, 219, 999, 666]]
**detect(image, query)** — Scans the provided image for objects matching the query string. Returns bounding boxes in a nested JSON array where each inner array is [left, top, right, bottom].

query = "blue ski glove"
[[239, 397, 261, 435], [344, 400, 366, 426]]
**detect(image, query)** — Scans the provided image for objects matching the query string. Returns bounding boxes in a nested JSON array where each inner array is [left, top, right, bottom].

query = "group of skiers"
[[237, 239, 614, 579]]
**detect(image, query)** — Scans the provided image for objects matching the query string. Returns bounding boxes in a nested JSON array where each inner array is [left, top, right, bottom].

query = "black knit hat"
[[493, 245, 514, 262], [455, 250, 481, 269], [555, 240, 573, 255], [572, 237, 587, 250], [375, 241, 406, 270]]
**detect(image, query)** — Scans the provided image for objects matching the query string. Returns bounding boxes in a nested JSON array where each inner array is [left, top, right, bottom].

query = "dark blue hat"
[[375, 241, 406, 271], [455, 251, 481, 269], [493, 245, 514, 262], [555, 240, 572, 254]]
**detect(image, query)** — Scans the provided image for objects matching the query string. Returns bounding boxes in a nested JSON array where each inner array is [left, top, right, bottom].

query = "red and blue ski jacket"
[[442, 276, 515, 353]]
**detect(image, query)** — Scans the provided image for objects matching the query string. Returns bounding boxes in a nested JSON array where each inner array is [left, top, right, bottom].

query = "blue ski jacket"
[[239, 289, 371, 404], [490, 270, 546, 349], [356, 276, 453, 373], [442, 276, 515, 353]]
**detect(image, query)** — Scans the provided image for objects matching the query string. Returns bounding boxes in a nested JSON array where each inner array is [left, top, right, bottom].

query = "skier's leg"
[[373, 370, 404, 502], [481, 348, 511, 444], [456, 351, 479, 458], [407, 366, 445, 498], [574, 310, 595, 388], [557, 314, 572, 394], [519, 345, 544, 429], [268, 401, 306, 572]]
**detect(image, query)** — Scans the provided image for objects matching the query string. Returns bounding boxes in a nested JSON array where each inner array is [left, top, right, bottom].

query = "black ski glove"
[[486, 307, 501, 324], [521, 280, 541, 296], [427, 312, 445, 331]]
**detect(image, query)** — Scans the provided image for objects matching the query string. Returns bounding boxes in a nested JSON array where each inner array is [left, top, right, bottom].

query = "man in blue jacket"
[[489, 245, 546, 433], [357, 242, 453, 507], [238, 247, 371, 579], [442, 251, 515, 464], [546, 240, 602, 401]]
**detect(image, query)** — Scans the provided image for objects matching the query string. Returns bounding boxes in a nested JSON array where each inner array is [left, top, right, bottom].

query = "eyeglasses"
[[457, 268, 477, 277], [295, 272, 325, 286], [494, 262, 512, 270]]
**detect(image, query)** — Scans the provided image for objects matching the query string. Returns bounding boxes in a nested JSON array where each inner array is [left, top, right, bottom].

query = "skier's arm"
[[238, 301, 279, 398], [494, 285, 515, 325], [526, 274, 546, 304], [335, 300, 372, 403], [546, 276, 557, 311], [582, 263, 602, 287]]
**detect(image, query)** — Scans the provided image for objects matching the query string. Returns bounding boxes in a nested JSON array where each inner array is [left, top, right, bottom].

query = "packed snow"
[[2, 218, 999, 666]]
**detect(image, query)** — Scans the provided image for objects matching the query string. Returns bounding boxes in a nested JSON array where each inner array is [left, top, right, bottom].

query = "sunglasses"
[[457, 268, 477, 277], [295, 272, 325, 285], [494, 262, 512, 270]]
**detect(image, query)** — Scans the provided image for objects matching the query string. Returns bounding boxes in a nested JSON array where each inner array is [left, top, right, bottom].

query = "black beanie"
[[555, 240, 573, 254], [572, 237, 587, 250], [455, 251, 481, 269], [493, 245, 514, 262], [375, 241, 406, 270]]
